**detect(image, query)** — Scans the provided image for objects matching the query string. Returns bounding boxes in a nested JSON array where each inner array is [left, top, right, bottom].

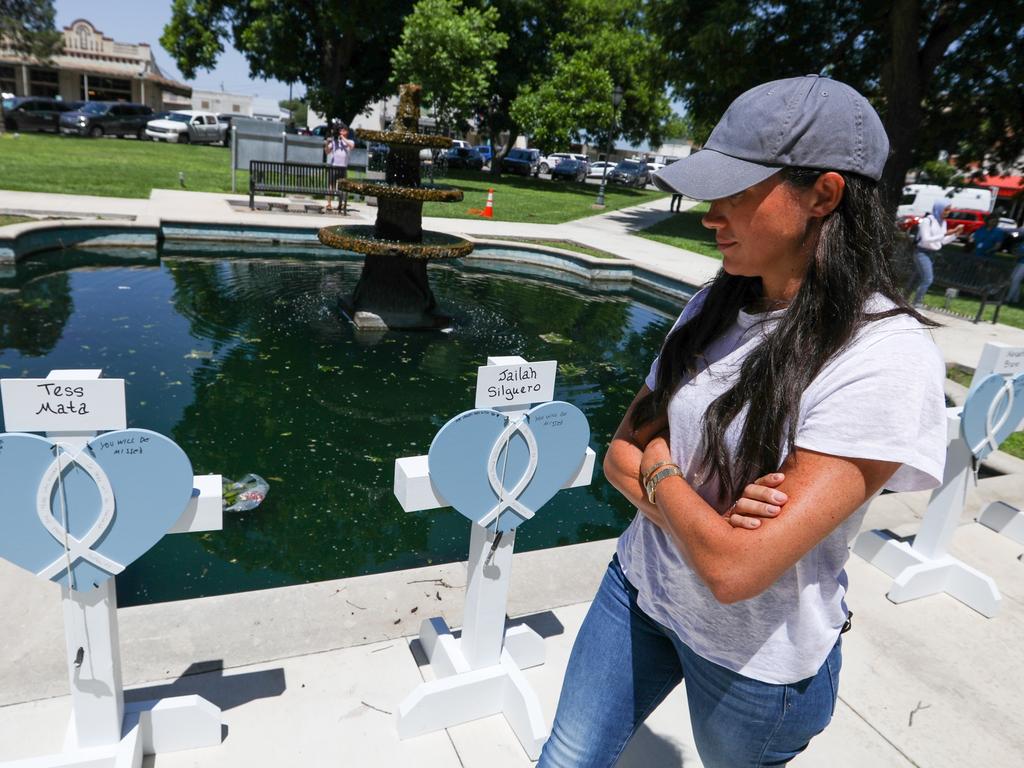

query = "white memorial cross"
[[392, 356, 595, 759], [1, 370, 223, 768], [853, 342, 1024, 617], [973, 344, 1024, 545]]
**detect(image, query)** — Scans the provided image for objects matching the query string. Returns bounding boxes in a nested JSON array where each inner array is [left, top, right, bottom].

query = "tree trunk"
[[878, 0, 923, 214]]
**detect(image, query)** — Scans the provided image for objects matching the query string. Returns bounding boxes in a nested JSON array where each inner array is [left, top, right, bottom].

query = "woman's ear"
[[808, 172, 845, 217]]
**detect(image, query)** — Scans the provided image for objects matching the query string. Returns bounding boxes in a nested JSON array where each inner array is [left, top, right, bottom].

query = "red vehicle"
[[897, 208, 987, 243], [942, 208, 987, 241]]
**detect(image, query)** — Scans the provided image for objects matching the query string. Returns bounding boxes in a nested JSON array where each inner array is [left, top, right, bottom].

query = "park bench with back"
[[895, 235, 1014, 323], [248, 160, 348, 212]]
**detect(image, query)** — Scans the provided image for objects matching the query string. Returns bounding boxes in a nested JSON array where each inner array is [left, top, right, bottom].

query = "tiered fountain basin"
[[318, 225, 473, 260], [315, 84, 476, 331]]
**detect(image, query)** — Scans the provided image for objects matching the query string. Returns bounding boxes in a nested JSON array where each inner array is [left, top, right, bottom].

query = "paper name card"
[[475, 360, 556, 408], [1, 379, 127, 432], [989, 347, 1024, 376]]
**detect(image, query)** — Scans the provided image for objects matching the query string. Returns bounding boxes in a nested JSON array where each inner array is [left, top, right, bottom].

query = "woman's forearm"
[[604, 436, 673, 532]]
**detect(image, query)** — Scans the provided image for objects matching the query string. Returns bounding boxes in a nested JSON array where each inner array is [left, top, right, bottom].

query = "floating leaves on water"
[[0, 364, 9, 370], [540, 332, 573, 345], [280, 432, 293, 437], [559, 362, 586, 377], [185, 350, 213, 360]]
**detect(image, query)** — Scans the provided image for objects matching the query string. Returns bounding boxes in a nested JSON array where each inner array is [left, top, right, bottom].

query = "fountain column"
[[318, 84, 474, 331]]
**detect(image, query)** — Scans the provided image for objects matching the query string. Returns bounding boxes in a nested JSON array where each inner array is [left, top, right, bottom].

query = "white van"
[[897, 183, 995, 218]]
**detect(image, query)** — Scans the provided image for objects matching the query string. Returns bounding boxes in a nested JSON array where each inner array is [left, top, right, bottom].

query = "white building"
[[191, 88, 251, 117], [0, 18, 190, 110]]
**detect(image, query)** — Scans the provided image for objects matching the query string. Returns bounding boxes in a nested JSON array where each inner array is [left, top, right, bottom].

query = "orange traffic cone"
[[470, 189, 495, 218], [480, 188, 494, 218]]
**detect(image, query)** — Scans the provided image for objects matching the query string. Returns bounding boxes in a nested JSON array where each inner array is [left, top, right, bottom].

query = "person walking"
[[670, 192, 684, 212], [537, 75, 947, 768], [324, 124, 355, 213], [910, 200, 963, 306]]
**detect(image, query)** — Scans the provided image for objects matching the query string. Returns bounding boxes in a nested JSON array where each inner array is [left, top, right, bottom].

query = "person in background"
[[1007, 240, 1024, 304], [538, 75, 947, 768], [911, 200, 963, 307], [670, 192, 684, 212], [324, 124, 355, 213], [971, 213, 1005, 259]]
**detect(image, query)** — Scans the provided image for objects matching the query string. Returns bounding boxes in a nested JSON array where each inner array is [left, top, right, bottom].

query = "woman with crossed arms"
[[538, 76, 947, 768]]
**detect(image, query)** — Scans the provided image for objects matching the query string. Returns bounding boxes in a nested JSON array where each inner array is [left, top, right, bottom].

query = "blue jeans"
[[912, 249, 934, 305], [539, 557, 841, 768]]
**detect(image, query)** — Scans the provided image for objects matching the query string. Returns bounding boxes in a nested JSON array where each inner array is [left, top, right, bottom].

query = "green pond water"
[[0, 245, 682, 606]]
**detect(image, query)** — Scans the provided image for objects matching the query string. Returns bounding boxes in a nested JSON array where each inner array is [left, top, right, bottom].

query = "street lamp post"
[[594, 85, 624, 208]]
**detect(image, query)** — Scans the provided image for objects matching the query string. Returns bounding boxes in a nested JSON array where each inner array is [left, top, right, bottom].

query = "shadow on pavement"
[[125, 659, 286, 712]]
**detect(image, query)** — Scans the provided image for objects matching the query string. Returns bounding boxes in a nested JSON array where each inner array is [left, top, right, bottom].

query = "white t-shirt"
[[616, 289, 947, 684]]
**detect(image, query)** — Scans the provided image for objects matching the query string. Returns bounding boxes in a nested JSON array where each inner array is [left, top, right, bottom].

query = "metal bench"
[[896, 235, 1015, 323], [248, 160, 348, 212]]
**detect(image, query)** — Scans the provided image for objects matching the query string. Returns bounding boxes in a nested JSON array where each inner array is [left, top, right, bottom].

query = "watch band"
[[646, 465, 684, 505], [641, 460, 677, 487]]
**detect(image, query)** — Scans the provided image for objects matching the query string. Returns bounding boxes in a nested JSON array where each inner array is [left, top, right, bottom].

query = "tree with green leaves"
[[648, 0, 1024, 210], [161, 0, 415, 124], [0, 0, 62, 60], [510, 0, 673, 154], [471, 0, 572, 171], [279, 98, 308, 127], [391, 0, 507, 132]]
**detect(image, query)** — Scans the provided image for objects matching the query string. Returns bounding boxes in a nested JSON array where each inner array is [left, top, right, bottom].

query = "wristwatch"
[[645, 465, 684, 505]]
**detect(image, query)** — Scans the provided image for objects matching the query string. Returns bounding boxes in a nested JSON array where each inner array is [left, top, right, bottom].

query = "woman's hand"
[[725, 473, 788, 529], [639, 430, 672, 470], [632, 413, 668, 450]]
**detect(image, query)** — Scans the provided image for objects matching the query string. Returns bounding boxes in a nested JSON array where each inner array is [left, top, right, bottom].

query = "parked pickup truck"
[[145, 110, 228, 145]]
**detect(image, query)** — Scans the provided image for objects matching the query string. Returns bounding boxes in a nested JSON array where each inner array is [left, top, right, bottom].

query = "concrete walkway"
[[0, 189, 1023, 767]]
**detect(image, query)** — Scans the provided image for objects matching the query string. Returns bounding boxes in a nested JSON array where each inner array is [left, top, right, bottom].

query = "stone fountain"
[[318, 84, 474, 330]]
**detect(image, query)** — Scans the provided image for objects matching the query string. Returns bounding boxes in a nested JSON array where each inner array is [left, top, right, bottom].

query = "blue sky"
[[55, 0, 293, 101]]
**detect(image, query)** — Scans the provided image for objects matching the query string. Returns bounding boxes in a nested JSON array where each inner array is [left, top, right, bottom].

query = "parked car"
[[500, 148, 541, 176], [551, 158, 588, 182], [539, 152, 587, 175], [444, 146, 485, 170], [942, 208, 988, 242], [59, 101, 154, 138], [146, 110, 228, 145], [998, 227, 1023, 254], [474, 144, 493, 164], [608, 159, 650, 188], [450, 139, 471, 150], [2, 96, 73, 133], [586, 160, 616, 179]]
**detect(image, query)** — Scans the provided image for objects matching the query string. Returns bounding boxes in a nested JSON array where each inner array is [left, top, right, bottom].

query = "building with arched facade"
[[0, 18, 190, 110]]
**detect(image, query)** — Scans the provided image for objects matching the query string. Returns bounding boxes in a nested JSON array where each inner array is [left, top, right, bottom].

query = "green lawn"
[[424, 169, 667, 225], [635, 202, 719, 258], [0, 132, 247, 198], [0, 214, 32, 227], [0, 134, 663, 224]]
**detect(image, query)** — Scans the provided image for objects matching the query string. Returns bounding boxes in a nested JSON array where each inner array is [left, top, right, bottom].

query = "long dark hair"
[[631, 167, 935, 505]]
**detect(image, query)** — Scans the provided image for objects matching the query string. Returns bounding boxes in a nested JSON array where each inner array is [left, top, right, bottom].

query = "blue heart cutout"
[[0, 429, 194, 592], [961, 372, 1024, 461], [428, 401, 590, 533]]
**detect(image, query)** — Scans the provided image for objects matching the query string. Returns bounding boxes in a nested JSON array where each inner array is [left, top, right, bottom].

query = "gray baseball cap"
[[654, 75, 889, 200]]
